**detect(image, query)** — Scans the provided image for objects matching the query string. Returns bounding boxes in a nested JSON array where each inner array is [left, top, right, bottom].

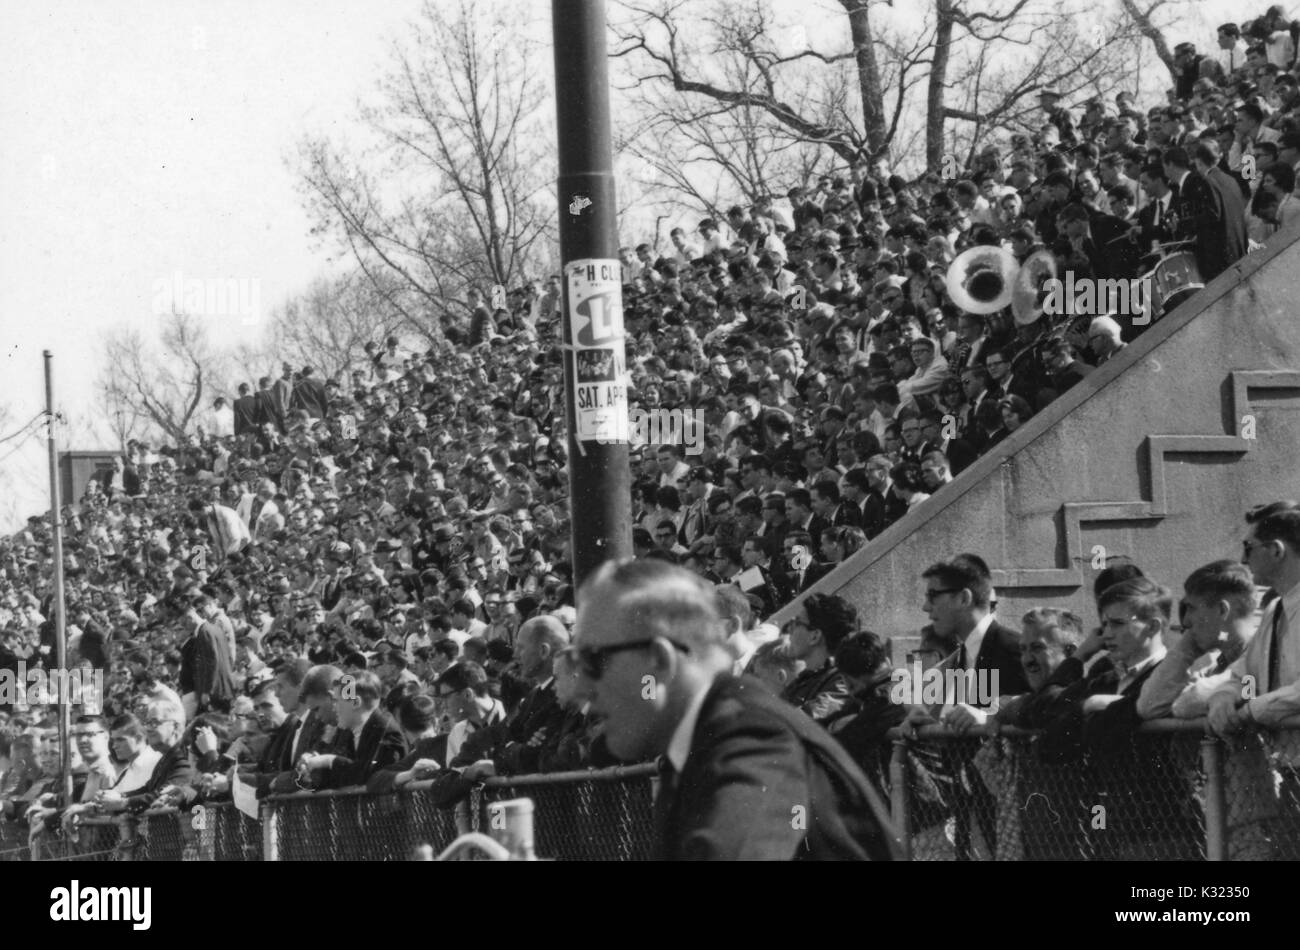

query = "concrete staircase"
[[777, 225, 1300, 660]]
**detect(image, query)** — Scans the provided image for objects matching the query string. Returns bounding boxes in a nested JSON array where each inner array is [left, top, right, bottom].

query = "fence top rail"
[[885, 716, 1300, 740], [261, 762, 660, 805], [888, 717, 1219, 740], [480, 763, 659, 787]]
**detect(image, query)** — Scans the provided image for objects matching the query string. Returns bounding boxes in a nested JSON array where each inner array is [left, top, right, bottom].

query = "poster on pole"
[[565, 258, 629, 443]]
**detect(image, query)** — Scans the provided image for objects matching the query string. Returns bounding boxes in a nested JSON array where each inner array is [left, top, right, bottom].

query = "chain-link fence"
[[888, 720, 1300, 861], [263, 786, 469, 861], [474, 764, 657, 861], [7, 724, 1299, 860]]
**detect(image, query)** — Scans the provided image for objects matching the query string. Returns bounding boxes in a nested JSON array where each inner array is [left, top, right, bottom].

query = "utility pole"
[[552, 0, 632, 589], [43, 350, 72, 806]]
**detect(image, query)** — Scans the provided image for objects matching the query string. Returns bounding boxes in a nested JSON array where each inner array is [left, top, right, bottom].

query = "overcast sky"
[[0, 0, 1266, 529]]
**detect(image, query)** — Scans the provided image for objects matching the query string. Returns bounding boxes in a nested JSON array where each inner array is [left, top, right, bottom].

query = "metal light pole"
[[552, 0, 632, 589], [43, 350, 72, 806]]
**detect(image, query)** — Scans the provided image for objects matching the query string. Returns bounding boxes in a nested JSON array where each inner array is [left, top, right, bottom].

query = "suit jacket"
[[181, 620, 236, 708], [969, 619, 1031, 697], [321, 708, 408, 789], [125, 742, 195, 801], [232, 394, 260, 436], [290, 376, 328, 419], [255, 388, 284, 433], [366, 735, 447, 794], [263, 708, 337, 795], [451, 680, 567, 775], [242, 713, 300, 798], [805, 514, 830, 541], [1050, 360, 1094, 395], [859, 489, 887, 540], [1135, 193, 1175, 256], [654, 674, 901, 860], [1187, 166, 1248, 280], [828, 502, 863, 530], [798, 560, 837, 595]]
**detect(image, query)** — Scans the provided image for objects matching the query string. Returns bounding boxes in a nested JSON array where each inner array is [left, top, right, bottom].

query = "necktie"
[[652, 755, 678, 855], [1267, 601, 1286, 694]]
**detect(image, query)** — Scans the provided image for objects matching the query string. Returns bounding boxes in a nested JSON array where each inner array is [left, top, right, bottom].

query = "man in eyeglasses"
[[572, 559, 898, 860], [122, 700, 195, 810]]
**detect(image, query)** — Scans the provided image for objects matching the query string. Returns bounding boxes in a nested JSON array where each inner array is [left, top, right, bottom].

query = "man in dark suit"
[[770, 530, 816, 605], [263, 664, 344, 795], [913, 553, 1030, 716], [1042, 338, 1094, 398], [983, 348, 1036, 406], [232, 382, 260, 437], [1187, 140, 1248, 281], [809, 481, 862, 532], [254, 375, 284, 434], [902, 553, 1030, 857], [232, 679, 296, 797], [841, 469, 885, 540], [289, 366, 329, 419], [299, 670, 407, 789], [1134, 164, 1177, 259], [451, 615, 569, 776], [573, 558, 900, 860], [179, 592, 237, 717]]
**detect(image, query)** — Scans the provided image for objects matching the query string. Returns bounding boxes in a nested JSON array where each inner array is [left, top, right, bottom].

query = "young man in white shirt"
[[436, 661, 506, 765]]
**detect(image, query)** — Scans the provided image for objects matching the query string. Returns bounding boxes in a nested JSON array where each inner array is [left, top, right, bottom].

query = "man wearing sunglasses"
[[572, 558, 898, 860], [1210, 503, 1300, 754]]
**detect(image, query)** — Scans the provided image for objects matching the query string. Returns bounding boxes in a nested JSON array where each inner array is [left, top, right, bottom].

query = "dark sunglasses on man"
[[570, 638, 692, 680]]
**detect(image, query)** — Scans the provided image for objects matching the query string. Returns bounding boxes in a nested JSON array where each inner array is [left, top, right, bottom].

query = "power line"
[[0, 411, 46, 446], [0, 413, 50, 466]]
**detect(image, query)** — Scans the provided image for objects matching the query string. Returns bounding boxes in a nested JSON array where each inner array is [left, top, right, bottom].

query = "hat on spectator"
[[687, 466, 715, 484]]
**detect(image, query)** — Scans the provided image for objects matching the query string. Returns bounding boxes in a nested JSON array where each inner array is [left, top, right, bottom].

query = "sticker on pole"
[[566, 258, 629, 443]]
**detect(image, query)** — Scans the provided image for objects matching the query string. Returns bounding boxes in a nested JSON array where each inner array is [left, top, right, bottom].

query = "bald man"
[[453, 615, 570, 778], [573, 559, 900, 861]]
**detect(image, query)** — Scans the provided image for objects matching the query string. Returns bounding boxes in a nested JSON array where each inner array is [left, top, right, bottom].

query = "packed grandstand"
[[4, 6, 1300, 862]]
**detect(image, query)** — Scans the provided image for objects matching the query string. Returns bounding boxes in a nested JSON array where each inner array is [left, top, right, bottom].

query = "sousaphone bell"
[[945, 245, 1018, 315], [1010, 249, 1058, 327]]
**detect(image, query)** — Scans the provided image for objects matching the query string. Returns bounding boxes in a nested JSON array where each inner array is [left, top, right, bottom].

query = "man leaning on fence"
[[1208, 502, 1300, 848], [572, 558, 900, 860], [296, 670, 407, 790], [1137, 559, 1281, 860]]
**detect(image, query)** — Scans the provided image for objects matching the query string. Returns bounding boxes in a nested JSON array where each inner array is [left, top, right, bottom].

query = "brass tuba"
[[1010, 249, 1058, 326], [945, 245, 1018, 315]]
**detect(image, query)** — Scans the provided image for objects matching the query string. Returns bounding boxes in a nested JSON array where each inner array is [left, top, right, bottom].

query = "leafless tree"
[[613, 0, 1148, 193], [1118, 0, 1188, 82], [299, 0, 555, 342], [97, 312, 230, 445], [264, 271, 407, 383]]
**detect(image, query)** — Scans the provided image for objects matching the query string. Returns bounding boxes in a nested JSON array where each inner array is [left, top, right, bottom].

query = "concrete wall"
[[778, 227, 1300, 651]]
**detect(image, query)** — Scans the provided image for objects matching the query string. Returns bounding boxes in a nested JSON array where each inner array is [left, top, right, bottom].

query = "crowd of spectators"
[[2, 9, 1300, 858]]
